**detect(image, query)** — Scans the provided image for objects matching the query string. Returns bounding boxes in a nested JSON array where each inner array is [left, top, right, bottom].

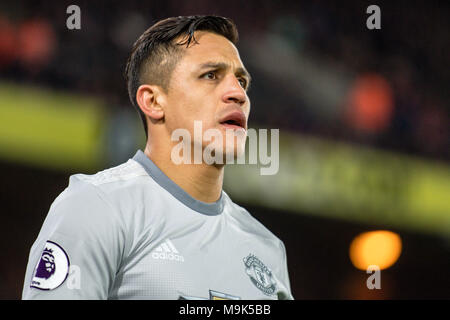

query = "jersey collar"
[[132, 150, 224, 216]]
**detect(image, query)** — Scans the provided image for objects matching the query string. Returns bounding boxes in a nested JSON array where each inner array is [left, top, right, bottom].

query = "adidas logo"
[[151, 239, 185, 262]]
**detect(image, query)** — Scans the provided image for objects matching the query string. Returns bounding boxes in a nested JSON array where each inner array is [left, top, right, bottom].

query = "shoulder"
[[54, 159, 149, 208], [70, 158, 148, 192], [46, 159, 150, 229]]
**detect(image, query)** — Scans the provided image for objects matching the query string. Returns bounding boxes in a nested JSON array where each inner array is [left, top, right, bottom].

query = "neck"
[[144, 143, 224, 203]]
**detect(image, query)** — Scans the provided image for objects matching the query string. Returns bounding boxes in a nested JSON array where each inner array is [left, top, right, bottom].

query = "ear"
[[136, 84, 165, 121]]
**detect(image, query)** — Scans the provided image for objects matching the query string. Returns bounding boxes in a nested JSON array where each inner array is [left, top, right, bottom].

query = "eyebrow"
[[198, 61, 252, 88]]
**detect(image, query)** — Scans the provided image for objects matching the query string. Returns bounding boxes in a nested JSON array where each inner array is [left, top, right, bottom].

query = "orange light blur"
[[346, 73, 394, 133], [349, 230, 402, 270]]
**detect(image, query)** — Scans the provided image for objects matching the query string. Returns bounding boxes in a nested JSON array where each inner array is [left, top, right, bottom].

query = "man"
[[22, 15, 293, 300]]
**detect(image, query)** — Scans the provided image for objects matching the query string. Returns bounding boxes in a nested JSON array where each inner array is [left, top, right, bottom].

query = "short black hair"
[[124, 15, 239, 136]]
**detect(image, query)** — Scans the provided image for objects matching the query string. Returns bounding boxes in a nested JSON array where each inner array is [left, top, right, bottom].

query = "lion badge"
[[31, 241, 70, 290]]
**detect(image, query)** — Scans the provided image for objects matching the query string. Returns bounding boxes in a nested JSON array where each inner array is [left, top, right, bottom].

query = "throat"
[[145, 147, 224, 203]]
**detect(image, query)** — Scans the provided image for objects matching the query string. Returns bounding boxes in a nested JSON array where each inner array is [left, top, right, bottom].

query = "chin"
[[201, 140, 246, 165], [223, 140, 246, 163]]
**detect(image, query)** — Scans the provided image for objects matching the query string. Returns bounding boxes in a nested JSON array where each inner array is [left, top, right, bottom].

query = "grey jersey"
[[22, 150, 293, 300]]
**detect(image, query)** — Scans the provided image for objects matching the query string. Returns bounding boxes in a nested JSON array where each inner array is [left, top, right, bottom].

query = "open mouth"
[[219, 111, 246, 130]]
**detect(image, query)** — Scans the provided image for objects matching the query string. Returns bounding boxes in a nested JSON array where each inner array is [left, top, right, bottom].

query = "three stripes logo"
[[151, 239, 185, 262]]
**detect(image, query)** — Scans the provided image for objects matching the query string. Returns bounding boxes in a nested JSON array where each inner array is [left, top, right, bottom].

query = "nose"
[[222, 74, 247, 106]]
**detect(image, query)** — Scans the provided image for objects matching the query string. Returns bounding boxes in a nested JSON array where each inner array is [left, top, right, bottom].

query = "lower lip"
[[220, 123, 246, 131]]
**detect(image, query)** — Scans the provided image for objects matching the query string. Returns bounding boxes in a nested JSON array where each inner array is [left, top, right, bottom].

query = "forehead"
[[177, 31, 245, 70]]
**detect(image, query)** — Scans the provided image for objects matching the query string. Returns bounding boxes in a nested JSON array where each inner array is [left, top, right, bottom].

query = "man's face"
[[163, 31, 251, 163]]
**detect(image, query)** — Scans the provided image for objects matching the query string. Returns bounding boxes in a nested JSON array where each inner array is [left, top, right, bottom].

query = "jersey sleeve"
[[22, 176, 126, 300], [278, 240, 294, 300]]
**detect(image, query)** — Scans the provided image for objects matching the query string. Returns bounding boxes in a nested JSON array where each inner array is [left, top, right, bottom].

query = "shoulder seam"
[[76, 159, 148, 187]]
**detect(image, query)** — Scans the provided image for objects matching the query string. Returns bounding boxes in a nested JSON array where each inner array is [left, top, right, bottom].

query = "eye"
[[238, 77, 247, 89], [202, 71, 217, 80]]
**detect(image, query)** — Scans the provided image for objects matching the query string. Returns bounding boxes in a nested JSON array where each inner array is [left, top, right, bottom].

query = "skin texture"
[[136, 31, 251, 203]]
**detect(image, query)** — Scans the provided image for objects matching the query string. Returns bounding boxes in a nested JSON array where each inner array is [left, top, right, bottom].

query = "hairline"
[[139, 31, 242, 94]]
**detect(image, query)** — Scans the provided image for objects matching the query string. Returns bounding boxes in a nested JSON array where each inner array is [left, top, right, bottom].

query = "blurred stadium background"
[[0, 0, 449, 299]]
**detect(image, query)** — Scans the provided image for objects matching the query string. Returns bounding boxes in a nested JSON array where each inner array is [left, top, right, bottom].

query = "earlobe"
[[136, 84, 165, 121]]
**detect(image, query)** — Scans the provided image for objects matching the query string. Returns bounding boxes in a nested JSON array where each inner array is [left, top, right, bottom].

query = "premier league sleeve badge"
[[31, 240, 70, 290]]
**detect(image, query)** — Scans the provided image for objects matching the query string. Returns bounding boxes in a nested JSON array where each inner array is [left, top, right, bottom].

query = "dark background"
[[0, 0, 449, 299]]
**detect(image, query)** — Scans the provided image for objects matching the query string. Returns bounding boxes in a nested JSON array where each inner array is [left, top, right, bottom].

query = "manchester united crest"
[[243, 254, 276, 296]]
